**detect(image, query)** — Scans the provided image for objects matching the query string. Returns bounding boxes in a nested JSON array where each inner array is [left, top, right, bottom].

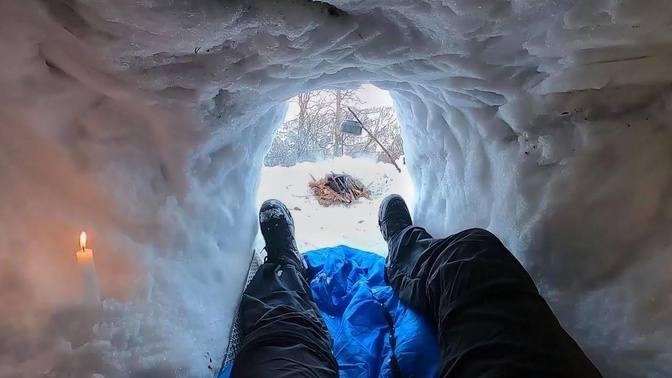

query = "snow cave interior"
[[1, 1, 671, 377]]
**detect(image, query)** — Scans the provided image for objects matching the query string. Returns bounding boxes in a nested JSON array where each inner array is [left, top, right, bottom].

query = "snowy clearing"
[[256, 157, 414, 254]]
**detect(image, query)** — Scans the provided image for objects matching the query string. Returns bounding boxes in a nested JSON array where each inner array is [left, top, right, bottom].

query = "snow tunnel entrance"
[[257, 85, 414, 254]]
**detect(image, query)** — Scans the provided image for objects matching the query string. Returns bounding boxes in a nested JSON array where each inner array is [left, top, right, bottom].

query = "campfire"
[[309, 173, 370, 206]]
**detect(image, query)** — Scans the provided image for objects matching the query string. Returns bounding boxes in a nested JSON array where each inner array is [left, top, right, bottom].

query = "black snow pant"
[[230, 263, 339, 378], [386, 227, 602, 378], [232, 227, 602, 378]]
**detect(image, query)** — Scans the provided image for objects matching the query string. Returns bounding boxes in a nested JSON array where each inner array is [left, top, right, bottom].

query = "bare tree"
[[294, 91, 311, 160], [265, 89, 403, 166], [266, 90, 334, 165], [342, 106, 404, 163], [328, 89, 360, 157]]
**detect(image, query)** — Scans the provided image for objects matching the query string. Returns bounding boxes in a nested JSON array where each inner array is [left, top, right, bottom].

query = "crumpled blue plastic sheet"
[[219, 245, 439, 377]]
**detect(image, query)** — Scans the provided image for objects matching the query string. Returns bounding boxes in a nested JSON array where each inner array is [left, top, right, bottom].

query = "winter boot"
[[259, 199, 307, 275], [378, 194, 413, 242]]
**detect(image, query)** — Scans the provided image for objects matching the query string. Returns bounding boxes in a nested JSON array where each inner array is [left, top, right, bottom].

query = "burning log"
[[309, 173, 370, 206]]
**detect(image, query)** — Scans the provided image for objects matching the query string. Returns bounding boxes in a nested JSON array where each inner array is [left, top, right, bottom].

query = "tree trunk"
[[297, 92, 310, 161], [334, 90, 342, 157]]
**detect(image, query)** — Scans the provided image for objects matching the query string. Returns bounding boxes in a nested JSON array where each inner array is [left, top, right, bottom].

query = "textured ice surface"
[[1, 1, 671, 377]]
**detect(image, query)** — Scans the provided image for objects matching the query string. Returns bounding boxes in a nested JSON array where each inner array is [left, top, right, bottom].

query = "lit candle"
[[76, 231, 100, 303]]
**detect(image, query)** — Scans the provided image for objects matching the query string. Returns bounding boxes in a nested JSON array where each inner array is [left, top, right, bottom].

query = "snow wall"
[[1, 1, 671, 377]]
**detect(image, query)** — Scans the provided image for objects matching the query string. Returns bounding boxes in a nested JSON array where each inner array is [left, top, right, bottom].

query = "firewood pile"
[[309, 173, 370, 206]]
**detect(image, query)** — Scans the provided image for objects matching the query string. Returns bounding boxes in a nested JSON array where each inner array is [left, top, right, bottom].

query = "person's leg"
[[231, 263, 337, 378], [231, 200, 338, 378], [379, 195, 601, 378]]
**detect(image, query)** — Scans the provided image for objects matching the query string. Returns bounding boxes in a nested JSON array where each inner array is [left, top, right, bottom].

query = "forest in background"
[[265, 89, 403, 166]]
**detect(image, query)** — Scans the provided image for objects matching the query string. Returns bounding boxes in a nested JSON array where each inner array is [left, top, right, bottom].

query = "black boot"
[[259, 199, 307, 275], [378, 194, 412, 242]]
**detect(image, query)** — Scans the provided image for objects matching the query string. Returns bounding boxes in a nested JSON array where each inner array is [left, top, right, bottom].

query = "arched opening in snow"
[[257, 84, 414, 253], [2, 1, 671, 377]]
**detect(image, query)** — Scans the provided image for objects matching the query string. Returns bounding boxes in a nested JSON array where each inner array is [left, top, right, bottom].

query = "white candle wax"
[[77, 232, 100, 303]]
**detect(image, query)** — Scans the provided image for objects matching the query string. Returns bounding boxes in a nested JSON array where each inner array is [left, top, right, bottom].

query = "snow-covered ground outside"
[[256, 157, 414, 255]]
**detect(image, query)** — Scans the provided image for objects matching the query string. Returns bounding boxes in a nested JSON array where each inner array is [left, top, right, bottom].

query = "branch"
[[347, 107, 402, 173]]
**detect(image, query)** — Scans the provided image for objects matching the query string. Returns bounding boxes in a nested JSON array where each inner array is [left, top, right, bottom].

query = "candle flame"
[[79, 231, 87, 250]]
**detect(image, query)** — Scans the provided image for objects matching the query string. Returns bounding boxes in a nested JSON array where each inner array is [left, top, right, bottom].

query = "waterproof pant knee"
[[386, 227, 602, 378], [231, 263, 338, 378]]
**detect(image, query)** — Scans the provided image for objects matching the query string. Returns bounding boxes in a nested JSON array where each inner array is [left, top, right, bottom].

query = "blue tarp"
[[220, 245, 440, 377]]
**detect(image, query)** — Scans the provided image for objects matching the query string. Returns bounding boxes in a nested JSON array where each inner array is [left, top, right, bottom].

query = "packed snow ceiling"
[[1, 0, 671, 376]]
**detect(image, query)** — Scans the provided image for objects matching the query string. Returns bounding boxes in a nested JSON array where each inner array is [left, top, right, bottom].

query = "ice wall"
[[1, 0, 671, 376]]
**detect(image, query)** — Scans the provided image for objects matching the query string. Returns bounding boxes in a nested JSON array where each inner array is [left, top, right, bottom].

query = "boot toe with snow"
[[259, 199, 307, 275], [378, 194, 413, 242]]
